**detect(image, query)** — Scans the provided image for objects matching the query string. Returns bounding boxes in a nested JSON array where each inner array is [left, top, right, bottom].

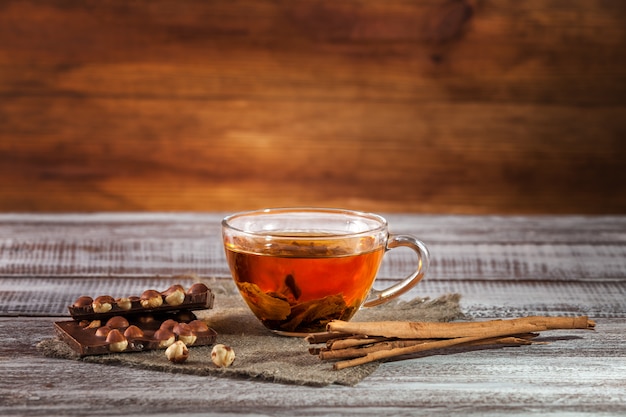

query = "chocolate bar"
[[55, 312, 217, 357], [68, 283, 215, 321], [58, 282, 218, 357]]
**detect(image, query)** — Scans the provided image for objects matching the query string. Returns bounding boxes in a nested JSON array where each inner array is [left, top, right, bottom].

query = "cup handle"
[[362, 234, 430, 308]]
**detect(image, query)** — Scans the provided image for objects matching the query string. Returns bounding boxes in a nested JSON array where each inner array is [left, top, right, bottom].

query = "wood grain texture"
[[1, 213, 624, 318], [2, 318, 623, 416], [0, 214, 625, 415], [3, 276, 625, 320], [1, 1, 625, 214], [1, 213, 624, 281]]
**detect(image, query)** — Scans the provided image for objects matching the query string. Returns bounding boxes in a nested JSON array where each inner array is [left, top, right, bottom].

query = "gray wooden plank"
[[1, 214, 624, 282], [1, 317, 624, 416], [0, 275, 203, 316], [2, 276, 625, 319], [3, 213, 623, 242], [1, 214, 624, 318], [1, 214, 625, 417]]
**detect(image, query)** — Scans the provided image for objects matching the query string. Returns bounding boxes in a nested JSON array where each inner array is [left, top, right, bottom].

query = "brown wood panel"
[[1, 0, 625, 213]]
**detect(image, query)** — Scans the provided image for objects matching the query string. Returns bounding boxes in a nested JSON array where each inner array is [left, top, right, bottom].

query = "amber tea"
[[225, 235, 384, 334], [222, 208, 430, 335]]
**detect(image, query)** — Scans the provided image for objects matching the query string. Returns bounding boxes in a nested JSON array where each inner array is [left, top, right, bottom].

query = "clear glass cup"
[[222, 207, 430, 335]]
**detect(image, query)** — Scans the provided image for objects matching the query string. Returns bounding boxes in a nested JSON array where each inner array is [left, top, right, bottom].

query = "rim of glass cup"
[[221, 207, 389, 239]]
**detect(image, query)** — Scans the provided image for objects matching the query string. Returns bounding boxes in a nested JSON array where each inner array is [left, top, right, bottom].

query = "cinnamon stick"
[[319, 334, 538, 361], [331, 318, 594, 370], [326, 316, 595, 339], [304, 332, 364, 344], [321, 339, 428, 360], [332, 333, 521, 370], [327, 336, 389, 350], [305, 332, 344, 344], [308, 316, 595, 370]]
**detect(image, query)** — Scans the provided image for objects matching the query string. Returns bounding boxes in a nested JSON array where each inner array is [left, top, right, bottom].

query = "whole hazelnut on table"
[[106, 329, 129, 352], [211, 344, 235, 368], [165, 340, 189, 363], [140, 289, 163, 309], [92, 295, 115, 313], [162, 284, 186, 306]]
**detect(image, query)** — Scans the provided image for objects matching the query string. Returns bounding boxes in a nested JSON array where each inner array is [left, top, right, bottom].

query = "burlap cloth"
[[38, 278, 463, 387]]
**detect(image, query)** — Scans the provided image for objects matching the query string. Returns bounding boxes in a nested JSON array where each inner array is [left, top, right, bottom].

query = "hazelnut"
[[106, 316, 130, 329], [140, 290, 163, 309], [106, 329, 128, 352], [187, 282, 209, 295], [159, 319, 178, 332], [211, 344, 235, 368], [173, 323, 197, 346], [95, 326, 112, 338], [188, 320, 210, 333], [165, 340, 189, 363], [116, 297, 132, 311], [172, 322, 189, 335], [92, 295, 115, 313], [153, 328, 176, 348], [85, 320, 101, 329], [137, 314, 156, 325], [162, 284, 186, 306], [175, 311, 196, 323], [123, 325, 144, 339], [73, 296, 93, 308]]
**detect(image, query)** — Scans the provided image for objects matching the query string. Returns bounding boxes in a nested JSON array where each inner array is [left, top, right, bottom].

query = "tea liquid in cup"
[[222, 208, 429, 335]]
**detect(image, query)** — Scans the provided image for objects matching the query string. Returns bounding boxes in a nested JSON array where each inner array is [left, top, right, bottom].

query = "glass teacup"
[[222, 208, 430, 335]]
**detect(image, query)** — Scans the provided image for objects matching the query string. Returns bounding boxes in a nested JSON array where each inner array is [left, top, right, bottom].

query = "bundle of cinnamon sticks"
[[306, 316, 596, 370]]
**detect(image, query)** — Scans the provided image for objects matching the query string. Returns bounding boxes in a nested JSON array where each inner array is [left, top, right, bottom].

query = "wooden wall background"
[[1, 0, 625, 214]]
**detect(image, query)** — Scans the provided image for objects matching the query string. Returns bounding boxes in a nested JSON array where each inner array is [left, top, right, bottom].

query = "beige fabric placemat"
[[38, 279, 463, 387]]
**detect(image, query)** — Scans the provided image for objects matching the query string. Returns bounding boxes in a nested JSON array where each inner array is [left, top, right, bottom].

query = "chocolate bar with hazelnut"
[[54, 311, 217, 357], [68, 283, 215, 321]]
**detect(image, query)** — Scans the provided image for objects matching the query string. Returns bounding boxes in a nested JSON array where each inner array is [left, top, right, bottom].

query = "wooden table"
[[1, 213, 625, 416]]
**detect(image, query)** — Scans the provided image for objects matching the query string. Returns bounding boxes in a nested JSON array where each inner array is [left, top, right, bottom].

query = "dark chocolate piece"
[[68, 284, 215, 321], [54, 312, 217, 357]]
